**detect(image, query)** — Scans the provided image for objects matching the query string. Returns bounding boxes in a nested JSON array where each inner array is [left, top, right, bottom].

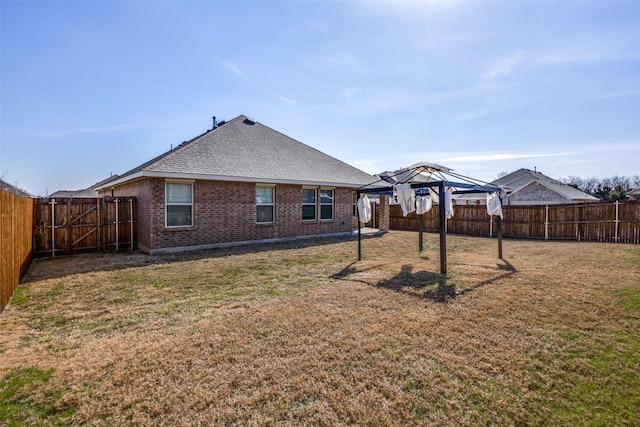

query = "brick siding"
[[104, 178, 356, 252], [508, 181, 567, 205], [378, 194, 390, 231]]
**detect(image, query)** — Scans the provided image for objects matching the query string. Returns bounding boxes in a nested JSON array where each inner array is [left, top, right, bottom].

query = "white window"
[[320, 188, 334, 220], [256, 186, 275, 223], [166, 182, 193, 227], [302, 188, 316, 221]]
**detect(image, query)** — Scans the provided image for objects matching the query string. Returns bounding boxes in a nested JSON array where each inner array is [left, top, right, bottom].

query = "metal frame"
[[355, 165, 504, 275]]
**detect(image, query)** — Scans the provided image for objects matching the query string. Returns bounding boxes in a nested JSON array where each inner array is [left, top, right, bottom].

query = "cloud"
[[536, 33, 640, 65], [452, 95, 537, 122], [342, 87, 362, 101], [538, 45, 635, 64], [579, 141, 640, 152], [437, 151, 576, 164], [268, 92, 298, 104], [586, 88, 640, 101], [217, 60, 248, 80], [309, 50, 367, 72], [27, 124, 134, 138], [482, 51, 526, 81], [453, 107, 493, 122]]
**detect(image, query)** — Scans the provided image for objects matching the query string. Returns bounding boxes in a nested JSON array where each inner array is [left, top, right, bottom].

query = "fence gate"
[[33, 197, 136, 257]]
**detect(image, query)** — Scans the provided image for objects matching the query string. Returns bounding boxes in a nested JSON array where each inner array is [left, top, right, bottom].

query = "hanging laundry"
[[415, 195, 433, 215], [394, 183, 415, 217], [444, 188, 454, 219], [428, 188, 439, 204], [389, 187, 400, 205], [357, 194, 372, 223], [486, 192, 503, 219]]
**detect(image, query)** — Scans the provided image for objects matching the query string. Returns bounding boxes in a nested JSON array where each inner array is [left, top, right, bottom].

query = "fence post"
[[130, 198, 134, 251], [11, 194, 15, 286], [545, 205, 549, 241], [97, 198, 101, 251], [115, 198, 119, 251], [67, 198, 73, 253], [51, 198, 56, 257], [615, 201, 619, 243]]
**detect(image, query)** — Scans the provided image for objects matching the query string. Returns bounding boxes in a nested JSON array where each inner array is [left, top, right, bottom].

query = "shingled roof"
[[494, 168, 598, 202], [0, 179, 33, 197], [100, 115, 375, 189]]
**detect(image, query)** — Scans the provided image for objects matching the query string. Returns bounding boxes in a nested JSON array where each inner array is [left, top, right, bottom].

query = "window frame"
[[165, 181, 194, 228], [302, 187, 317, 221], [319, 187, 334, 221], [256, 185, 276, 224]]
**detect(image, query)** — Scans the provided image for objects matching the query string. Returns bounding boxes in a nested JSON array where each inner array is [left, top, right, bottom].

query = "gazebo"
[[356, 162, 504, 274]]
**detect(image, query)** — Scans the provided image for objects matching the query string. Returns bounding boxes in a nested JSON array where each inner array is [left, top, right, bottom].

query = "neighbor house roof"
[[494, 168, 598, 202], [0, 179, 33, 197], [98, 115, 375, 189], [49, 175, 120, 198], [48, 190, 80, 198]]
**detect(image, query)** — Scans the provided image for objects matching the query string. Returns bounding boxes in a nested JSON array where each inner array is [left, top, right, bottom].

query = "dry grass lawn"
[[1, 231, 639, 426]]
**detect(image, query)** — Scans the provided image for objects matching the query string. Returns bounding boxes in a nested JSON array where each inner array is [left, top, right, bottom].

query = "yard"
[[1, 231, 638, 426]]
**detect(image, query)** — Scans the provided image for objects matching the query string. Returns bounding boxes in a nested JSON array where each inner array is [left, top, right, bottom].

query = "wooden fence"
[[1, 188, 34, 313], [33, 197, 136, 257], [390, 201, 640, 244]]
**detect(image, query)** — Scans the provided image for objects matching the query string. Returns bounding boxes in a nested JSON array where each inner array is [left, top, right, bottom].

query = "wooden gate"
[[33, 197, 136, 257]]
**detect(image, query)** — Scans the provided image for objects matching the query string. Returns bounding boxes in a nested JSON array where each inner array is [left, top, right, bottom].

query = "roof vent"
[[212, 116, 217, 130], [243, 117, 256, 125]]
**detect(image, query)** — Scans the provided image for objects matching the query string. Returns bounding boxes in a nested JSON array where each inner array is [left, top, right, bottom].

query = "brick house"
[[96, 115, 375, 254], [492, 168, 599, 205]]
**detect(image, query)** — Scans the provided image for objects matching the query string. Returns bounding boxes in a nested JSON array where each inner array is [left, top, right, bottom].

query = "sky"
[[1, 0, 639, 196]]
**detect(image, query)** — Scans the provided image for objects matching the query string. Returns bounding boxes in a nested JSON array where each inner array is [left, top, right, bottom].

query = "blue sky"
[[1, 1, 639, 196]]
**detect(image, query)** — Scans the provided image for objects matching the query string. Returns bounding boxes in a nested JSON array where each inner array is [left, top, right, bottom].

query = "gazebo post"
[[357, 207, 362, 261], [418, 213, 424, 252], [497, 215, 503, 259], [438, 182, 447, 275]]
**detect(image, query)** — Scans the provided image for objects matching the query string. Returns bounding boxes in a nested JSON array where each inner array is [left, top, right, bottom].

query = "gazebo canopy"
[[359, 162, 502, 196]]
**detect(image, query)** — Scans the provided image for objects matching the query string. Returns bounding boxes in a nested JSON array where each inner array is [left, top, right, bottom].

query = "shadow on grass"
[[24, 234, 378, 282], [332, 259, 517, 303]]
